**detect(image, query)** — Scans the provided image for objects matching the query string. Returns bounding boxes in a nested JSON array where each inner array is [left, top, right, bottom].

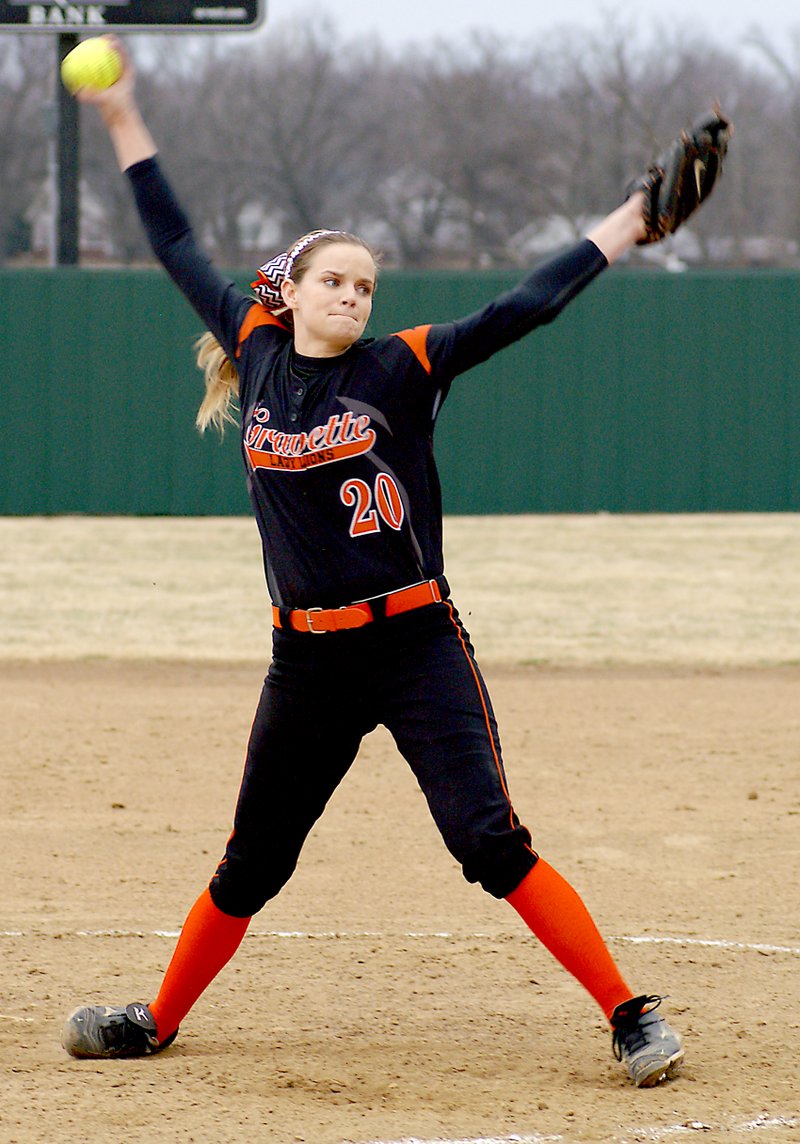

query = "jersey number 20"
[[340, 475, 405, 537]]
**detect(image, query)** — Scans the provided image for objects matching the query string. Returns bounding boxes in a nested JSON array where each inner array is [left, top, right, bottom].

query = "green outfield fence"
[[2, 266, 799, 514]]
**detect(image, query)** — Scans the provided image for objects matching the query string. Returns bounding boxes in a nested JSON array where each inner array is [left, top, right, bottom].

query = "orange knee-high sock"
[[506, 858, 632, 1021], [149, 887, 251, 1041]]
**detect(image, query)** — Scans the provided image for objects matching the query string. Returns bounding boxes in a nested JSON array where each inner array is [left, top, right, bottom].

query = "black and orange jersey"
[[128, 158, 607, 609]]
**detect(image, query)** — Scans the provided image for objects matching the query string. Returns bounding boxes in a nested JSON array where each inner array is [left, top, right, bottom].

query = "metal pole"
[[55, 31, 80, 265]]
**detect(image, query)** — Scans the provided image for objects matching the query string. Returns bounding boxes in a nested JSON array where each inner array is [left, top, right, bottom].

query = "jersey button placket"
[[288, 375, 306, 425], [289, 383, 305, 424]]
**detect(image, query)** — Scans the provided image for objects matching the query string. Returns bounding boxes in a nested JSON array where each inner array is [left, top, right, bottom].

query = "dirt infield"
[[1, 516, 799, 1144]]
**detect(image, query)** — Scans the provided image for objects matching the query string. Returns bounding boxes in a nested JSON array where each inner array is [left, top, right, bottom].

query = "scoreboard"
[[0, 1, 264, 31]]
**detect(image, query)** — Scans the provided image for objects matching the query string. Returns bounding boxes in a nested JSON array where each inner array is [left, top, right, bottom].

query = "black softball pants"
[[209, 600, 537, 917]]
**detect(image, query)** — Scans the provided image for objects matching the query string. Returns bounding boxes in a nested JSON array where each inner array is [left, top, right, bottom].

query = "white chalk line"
[[356, 1114, 800, 1144], [1, 929, 798, 955], [358, 1135, 562, 1144], [612, 934, 800, 955], [2, 922, 795, 1144], [614, 1114, 800, 1142]]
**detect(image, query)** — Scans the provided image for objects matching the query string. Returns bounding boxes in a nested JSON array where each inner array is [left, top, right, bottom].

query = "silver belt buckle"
[[305, 607, 327, 634]]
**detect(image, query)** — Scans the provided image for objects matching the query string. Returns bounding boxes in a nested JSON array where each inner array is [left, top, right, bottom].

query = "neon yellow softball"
[[61, 38, 123, 95]]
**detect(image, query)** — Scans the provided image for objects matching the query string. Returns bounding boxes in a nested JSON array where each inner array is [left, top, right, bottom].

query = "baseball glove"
[[628, 108, 732, 244]]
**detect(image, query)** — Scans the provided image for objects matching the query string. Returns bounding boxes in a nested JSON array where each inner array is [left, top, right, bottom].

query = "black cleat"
[[611, 994, 684, 1087], [62, 1002, 177, 1059]]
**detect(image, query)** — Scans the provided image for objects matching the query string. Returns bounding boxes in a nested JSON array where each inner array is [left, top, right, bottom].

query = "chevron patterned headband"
[[250, 230, 344, 311]]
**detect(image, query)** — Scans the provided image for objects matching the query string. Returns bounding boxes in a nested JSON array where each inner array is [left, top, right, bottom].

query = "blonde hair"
[[194, 332, 240, 435], [195, 230, 379, 435], [291, 230, 377, 283]]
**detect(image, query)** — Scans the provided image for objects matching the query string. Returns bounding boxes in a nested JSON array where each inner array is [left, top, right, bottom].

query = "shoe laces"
[[102, 1007, 156, 1053], [99, 1010, 138, 1052], [611, 994, 663, 1061]]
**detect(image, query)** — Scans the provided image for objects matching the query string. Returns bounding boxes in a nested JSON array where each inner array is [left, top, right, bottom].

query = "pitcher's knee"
[[209, 853, 297, 918], [460, 829, 539, 899]]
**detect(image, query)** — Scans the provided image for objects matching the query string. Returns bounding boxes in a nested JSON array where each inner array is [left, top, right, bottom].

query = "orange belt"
[[272, 578, 446, 634]]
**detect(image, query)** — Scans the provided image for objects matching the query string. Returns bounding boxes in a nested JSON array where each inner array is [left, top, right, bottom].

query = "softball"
[[61, 37, 122, 95]]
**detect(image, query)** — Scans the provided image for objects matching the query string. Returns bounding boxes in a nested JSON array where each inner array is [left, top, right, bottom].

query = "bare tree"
[[227, 22, 399, 248], [402, 34, 554, 266], [0, 36, 51, 263], [743, 31, 800, 251], [527, 21, 766, 261], [7, 18, 800, 268]]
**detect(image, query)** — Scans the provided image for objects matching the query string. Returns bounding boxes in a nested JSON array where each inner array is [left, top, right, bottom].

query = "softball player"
[[62, 38, 685, 1088]]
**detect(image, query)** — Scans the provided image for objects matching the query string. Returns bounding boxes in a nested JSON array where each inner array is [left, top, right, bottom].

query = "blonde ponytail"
[[194, 332, 240, 435]]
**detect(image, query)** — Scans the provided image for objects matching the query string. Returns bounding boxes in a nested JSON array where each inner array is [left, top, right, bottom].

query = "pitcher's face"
[[282, 242, 377, 356]]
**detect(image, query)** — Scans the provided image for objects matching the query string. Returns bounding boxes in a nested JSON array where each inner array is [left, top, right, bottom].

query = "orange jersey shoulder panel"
[[236, 304, 289, 359], [394, 325, 433, 375]]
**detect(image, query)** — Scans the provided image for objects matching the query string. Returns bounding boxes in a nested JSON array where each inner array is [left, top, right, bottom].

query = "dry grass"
[[0, 513, 798, 666]]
